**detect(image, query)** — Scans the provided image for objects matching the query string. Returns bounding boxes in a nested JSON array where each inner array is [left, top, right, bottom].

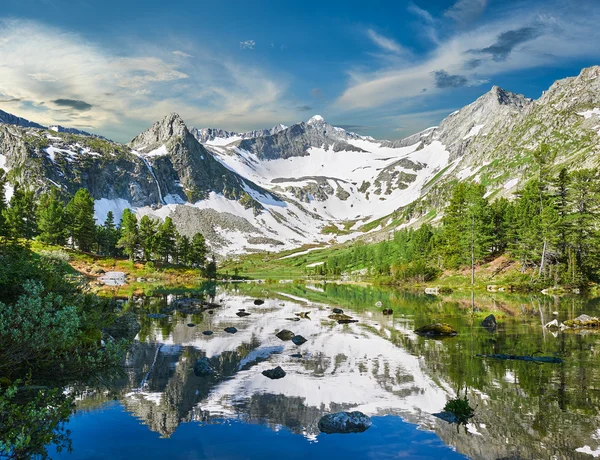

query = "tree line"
[[313, 154, 600, 288], [0, 169, 213, 272]]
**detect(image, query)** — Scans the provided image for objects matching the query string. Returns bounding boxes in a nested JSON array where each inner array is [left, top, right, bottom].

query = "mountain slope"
[[1, 66, 600, 256]]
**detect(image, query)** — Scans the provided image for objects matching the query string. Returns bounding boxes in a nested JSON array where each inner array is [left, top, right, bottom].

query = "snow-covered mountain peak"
[[307, 114, 326, 125]]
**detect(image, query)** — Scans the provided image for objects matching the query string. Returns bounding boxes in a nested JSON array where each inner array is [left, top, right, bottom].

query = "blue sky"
[[1, 0, 599, 142]]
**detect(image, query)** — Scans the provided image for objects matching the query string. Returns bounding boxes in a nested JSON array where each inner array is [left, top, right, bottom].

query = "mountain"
[[0, 108, 104, 138], [1, 66, 600, 255]]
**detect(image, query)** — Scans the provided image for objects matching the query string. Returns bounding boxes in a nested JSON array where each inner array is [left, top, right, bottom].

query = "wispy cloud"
[[240, 39, 255, 50], [0, 20, 297, 141], [444, 0, 488, 25], [335, 2, 600, 111], [366, 29, 406, 54], [172, 50, 193, 58]]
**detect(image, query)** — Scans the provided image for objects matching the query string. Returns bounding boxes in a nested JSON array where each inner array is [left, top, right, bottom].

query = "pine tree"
[[156, 217, 177, 263], [176, 234, 191, 266], [4, 183, 37, 240], [100, 211, 119, 256], [0, 169, 7, 238], [37, 188, 67, 245], [190, 233, 207, 268], [205, 254, 217, 279], [117, 209, 139, 262], [66, 189, 96, 251], [138, 215, 158, 262]]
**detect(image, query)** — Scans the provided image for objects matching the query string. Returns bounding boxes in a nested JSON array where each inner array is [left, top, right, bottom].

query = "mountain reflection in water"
[[59, 284, 600, 459]]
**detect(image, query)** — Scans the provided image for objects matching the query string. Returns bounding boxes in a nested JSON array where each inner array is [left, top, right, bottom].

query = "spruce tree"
[[66, 189, 96, 251], [37, 188, 66, 245], [117, 209, 139, 262]]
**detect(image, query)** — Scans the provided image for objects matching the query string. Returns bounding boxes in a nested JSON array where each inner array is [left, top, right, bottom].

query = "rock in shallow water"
[[481, 314, 497, 329], [414, 323, 457, 337], [193, 357, 216, 377], [187, 323, 196, 327], [224, 327, 238, 334], [318, 411, 371, 434], [276, 329, 295, 341], [254, 299, 265, 305], [202, 330, 213, 336], [291, 335, 307, 346], [236, 311, 251, 317], [332, 308, 344, 314], [262, 366, 286, 379]]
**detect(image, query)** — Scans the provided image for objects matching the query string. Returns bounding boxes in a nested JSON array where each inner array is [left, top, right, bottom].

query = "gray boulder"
[[318, 411, 372, 434], [262, 366, 286, 379]]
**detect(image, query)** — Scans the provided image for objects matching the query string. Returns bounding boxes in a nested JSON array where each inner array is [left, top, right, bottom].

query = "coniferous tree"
[[4, 184, 37, 240], [0, 169, 7, 238], [37, 188, 66, 245], [205, 254, 217, 279], [138, 215, 158, 262], [190, 233, 207, 268], [117, 209, 139, 262], [156, 217, 177, 263], [98, 211, 119, 256], [176, 234, 191, 266], [66, 189, 96, 251]]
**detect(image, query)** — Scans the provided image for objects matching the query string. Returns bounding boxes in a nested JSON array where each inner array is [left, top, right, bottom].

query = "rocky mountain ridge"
[[1, 66, 599, 255]]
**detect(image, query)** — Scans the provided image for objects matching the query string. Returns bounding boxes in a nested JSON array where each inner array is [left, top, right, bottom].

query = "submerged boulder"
[[291, 335, 307, 346], [262, 366, 286, 379], [481, 314, 497, 329], [193, 357, 216, 377], [202, 330, 213, 336], [224, 327, 238, 334], [103, 312, 141, 341], [329, 313, 353, 321], [276, 330, 295, 341], [414, 323, 457, 337], [236, 311, 251, 317], [318, 411, 371, 434], [338, 319, 359, 324]]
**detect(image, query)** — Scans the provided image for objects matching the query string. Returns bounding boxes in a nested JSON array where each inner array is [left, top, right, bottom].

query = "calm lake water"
[[51, 283, 600, 459]]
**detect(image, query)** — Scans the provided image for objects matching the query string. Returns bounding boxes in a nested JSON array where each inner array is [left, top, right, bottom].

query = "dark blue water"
[[47, 284, 600, 459], [53, 402, 464, 460]]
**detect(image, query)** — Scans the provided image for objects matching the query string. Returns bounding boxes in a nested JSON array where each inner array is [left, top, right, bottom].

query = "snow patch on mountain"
[[94, 198, 132, 224]]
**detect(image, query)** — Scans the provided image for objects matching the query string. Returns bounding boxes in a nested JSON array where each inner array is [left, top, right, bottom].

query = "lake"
[[51, 282, 600, 459]]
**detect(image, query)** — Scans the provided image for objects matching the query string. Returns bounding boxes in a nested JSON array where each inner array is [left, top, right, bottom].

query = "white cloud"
[[336, 3, 600, 111], [0, 20, 296, 141], [366, 29, 407, 55], [172, 50, 193, 58], [240, 40, 256, 50], [445, 0, 488, 25]]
